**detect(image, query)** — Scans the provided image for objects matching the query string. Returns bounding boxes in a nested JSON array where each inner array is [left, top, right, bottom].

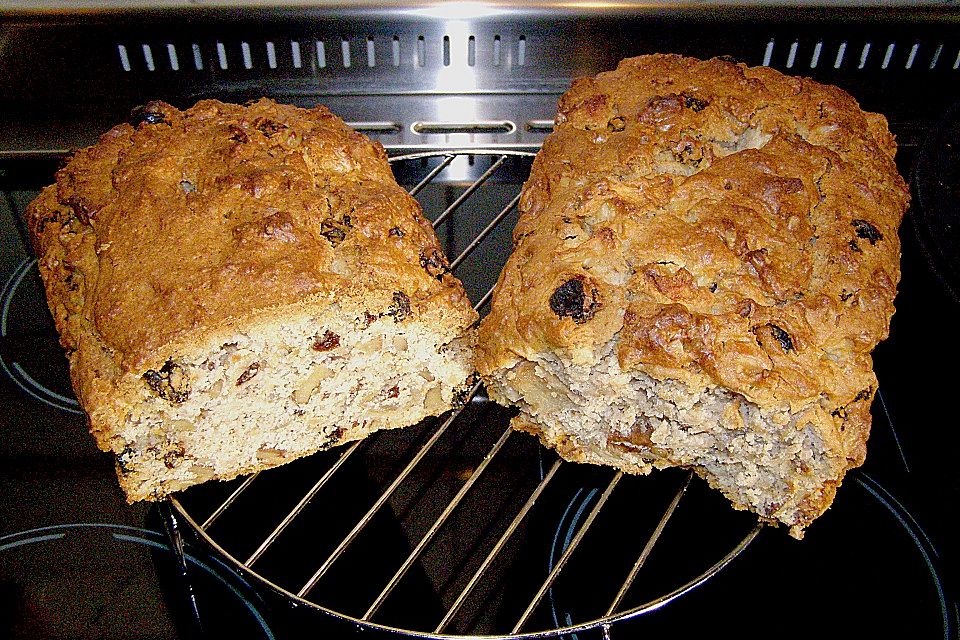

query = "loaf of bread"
[[477, 55, 908, 537], [27, 98, 477, 501]]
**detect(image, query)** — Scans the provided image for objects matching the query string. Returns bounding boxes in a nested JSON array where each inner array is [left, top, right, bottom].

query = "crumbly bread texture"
[[477, 55, 908, 537], [27, 98, 478, 501]]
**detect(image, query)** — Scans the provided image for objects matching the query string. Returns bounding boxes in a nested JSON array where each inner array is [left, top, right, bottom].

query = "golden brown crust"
[[28, 98, 477, 455], [478, 55, 908, 532]]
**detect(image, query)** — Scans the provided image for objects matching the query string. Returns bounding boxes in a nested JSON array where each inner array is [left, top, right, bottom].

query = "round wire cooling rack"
[[167, 149, 765, 639]]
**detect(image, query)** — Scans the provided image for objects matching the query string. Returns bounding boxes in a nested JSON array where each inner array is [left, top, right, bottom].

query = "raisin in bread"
[[477, 55, 908, 537], [27, 98, 477, 501]]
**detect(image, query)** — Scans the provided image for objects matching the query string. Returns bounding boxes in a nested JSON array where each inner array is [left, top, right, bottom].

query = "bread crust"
[[27, 98, 478, 497], [478, 55, 908, 534]]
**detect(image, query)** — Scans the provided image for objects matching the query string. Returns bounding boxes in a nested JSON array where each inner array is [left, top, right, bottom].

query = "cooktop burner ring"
[[0, 256, 83, 415], [0, 522, 277, 639]]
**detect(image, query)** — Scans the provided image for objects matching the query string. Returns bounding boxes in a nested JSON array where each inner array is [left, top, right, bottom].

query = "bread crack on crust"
[[27, 98, 478, 501], [478, 55, 908, 538]]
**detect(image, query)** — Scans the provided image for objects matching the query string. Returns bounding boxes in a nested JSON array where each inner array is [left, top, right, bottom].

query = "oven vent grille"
[[116, 34, 530, 73], [760, 37, 955, 71]]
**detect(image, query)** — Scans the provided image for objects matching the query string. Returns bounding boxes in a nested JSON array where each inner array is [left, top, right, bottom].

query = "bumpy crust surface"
[[27, 98, 477, 497], [478, 55, 908, 534]]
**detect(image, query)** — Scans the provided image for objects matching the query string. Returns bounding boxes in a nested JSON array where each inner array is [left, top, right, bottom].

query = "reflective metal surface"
[[2, 5, 960, 157]]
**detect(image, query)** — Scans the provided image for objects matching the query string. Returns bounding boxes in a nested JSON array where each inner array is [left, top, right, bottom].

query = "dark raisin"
[[549, 277, 601, 324], [840, 290, 854, 302], [607, 116, 626, 132], [312, 330, 341, 352], [683, 94, 709, 112], [321, 426, 346, 449], [143, 360, 191, 403], [64, 195, 96, 224], [389, 226, 404, 237], [320, 216, 352, 247], [672, 141, 702, 167], [236, 362, 261, 385], [253, 117, 287, 138], [420, 250, 450, 281], [320, 224, 346, 246], [831, 407, 847, 419], [849, 239, 862, 253], [228, 124, 250, 143], [386, 385, 400, 399], [709, 283, 719, 293], [767, 324, 794, 352], [385, 291, 411, 322], [163, 443, 185, 469], [361, 311, 378, 327], [130, 102, 167, 126], [851, 219, 883, 244], [854, 387, 872, 402]]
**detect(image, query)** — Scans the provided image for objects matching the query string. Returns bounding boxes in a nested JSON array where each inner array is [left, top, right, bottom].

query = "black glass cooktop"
[[0, 146, 957, 639]]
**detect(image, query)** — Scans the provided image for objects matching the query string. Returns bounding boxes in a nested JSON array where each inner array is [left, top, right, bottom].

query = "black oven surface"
[[1, 5, 959, 639]]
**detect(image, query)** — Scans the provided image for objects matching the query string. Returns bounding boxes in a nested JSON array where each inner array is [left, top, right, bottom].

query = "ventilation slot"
[[833, 41, 847, 68], [905, 43, 919, 69], [241, 42, 253, 69], [316, 41, 326, 68], [882, 43, 895, 69], [859, 42, 871, 69], [142, 43, 155, 71], [291, 41, 302, 68], [930, 43, 943, 69], [763, 38, 774, 66], [518, 35, 526, 66], [412, 121, 516, 135], [443, 35, 451, 66], [810, 41, 822, 68], [341, 39, 351, 67], [216, 42, 228, 70], [493, 35, 502, 66], [192, 43, 203, 70], [347, 122, 402, 133], [392, 36, 400, 66], [468, 35, 476, 66], [786, 41, 797, 68], [167, 44, 179, 71], [367, 37, 375, 67], [118, 44, 131, 71], [526, 120, 555, 133], [417, 35, 426, 67], [266, 41, 277, 69]]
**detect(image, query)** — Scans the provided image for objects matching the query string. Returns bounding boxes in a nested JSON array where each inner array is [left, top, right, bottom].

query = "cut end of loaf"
[[485, 346, 849, 538], [108, 309, 475, 501]]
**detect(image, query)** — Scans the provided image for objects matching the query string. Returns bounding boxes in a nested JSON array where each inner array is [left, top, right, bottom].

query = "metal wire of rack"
[[167, 149, 764, 639]]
